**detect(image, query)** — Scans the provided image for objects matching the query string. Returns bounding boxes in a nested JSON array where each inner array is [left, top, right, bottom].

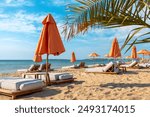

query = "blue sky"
[[0, 0, 149, 60]]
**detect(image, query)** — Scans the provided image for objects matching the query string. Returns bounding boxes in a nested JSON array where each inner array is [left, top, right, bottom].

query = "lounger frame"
[[50, 78, 76, 85], [23, 73, 76, 85], [0, 87, 43, 100]]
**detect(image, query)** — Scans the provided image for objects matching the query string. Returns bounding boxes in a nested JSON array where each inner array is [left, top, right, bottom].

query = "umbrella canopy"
[[109, 37, 121, 58], [131, 46, 137, 59], [137, 49, 149, 59], [104, 54, 110, 58], [137, 49, 149, 54], [144, 51, 150, 55], [70, 52, 76, 63], [126, 56, 131, 59], [33, 14, 65, 85], [89, 52, 99, 58]]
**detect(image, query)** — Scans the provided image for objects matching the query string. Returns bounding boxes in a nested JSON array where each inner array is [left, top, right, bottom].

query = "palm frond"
[[63, 0, 150, 51]]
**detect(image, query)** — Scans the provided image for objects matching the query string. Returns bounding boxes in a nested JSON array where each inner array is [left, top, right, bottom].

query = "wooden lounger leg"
[[12, 95, 16, 100]]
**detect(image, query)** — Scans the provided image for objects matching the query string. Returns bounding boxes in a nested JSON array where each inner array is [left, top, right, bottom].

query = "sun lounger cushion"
[[48, 73, 64, 80], [49, 73, 73, 80], [28, 64, 40, 72], [85, 62, 116, 73], [0, 78, 39, 91], [38, 63, 51, 71], [62, 65, 77, 69], [128, 60, 138, 67], [87, 64, 100, 68], [103, 62, 113, 72], [120, 60, 138, 68], [20, 80, 44, 91], [59, 74, 73, 80], [38, 72, 73, 81]]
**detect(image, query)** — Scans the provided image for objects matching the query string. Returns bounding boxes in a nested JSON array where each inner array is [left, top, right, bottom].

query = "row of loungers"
[[85, 60, 150, 74], [62, 62, 105, 69], [17, 63, 53, 73], [120, 60, 150, 69], [0, 60, 149, 99], [0, 72, 75, 99], [23, 72, 75, 85]]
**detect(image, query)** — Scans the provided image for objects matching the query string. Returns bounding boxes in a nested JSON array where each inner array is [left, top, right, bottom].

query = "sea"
[[0, 58, 132, 73]]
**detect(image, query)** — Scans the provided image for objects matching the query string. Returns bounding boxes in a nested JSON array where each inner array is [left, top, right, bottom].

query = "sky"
[[0, 0, 149, 60]]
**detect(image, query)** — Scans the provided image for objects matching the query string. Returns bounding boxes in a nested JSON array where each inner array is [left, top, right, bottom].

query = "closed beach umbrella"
[[131, 46, 137, 59], [71, 52, 76, 63], [137, 49, 149, 59], [89, 52, 99, 58], [33, 14, 65, 85], [109, 37, 121, 58]]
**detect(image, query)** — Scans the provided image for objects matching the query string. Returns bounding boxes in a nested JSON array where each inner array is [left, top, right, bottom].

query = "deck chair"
[[85, 62, 119, 74], [23, 72, 76, 85], [86, 64, 101, 68], [62, 62, 87, 69], [61, 64, 78, 69], [120, 60, 139, 69], [138, 63, 150, 68], [76, 62, 86, 68], [38, 63, 53, 72], [17, 63, 53, 73], [0, 78, 45, 99]]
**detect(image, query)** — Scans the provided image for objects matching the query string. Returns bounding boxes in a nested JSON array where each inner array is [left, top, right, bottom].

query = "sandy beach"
[[0, 68, 150, 100]]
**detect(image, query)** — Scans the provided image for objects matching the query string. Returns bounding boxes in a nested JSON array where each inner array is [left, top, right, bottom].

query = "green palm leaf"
[[63, 0, 150, 51]]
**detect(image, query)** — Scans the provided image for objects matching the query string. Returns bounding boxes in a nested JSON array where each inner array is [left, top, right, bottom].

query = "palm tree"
[[63, 0, 150, 52]]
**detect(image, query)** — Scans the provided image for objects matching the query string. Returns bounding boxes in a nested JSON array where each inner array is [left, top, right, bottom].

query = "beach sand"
[[0, 68, 150, 100]]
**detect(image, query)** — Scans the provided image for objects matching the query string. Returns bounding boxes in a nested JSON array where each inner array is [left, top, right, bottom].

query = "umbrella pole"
[[46, 54, 51, 86]]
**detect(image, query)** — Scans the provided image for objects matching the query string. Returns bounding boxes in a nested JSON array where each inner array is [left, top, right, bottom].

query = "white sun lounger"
[[120, 60, 138, 68], [138, 63, 150, 68], [0, 78, 45, 99], [86, 64, 101, 68], [23, 72, 75, 85], [62, 65, 78, 69], [85, 62, 119, 74]]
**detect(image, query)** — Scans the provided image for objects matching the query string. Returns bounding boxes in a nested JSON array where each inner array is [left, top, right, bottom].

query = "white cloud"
[[0, 11, 46, 33], [0, 10, 66, 34], [0, 0, 33, 7], [44, 0, 75, 6], [6, 0, 12, 4]]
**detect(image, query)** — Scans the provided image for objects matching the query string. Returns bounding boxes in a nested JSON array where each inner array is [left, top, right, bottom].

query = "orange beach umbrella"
[[104, 54, 110, 58], [131, 46, 137, 59], [109, 37, 121, 58], [71, 52, 76, 63], [89, 52, 99, 58], [144, 50, 150, 59], [33, 14, 65, 85], [137, 49, 149, 59], [126, 56, 131, 59]]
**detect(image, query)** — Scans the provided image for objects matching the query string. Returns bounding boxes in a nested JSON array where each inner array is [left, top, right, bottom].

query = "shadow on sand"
[[135, 70, 150, 73], [18, 81, 85, 99], [53, 80, 85, 87], [20, 88, 61, 99], [100, 83, 150, 89], [123, 71, 138, 74]]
